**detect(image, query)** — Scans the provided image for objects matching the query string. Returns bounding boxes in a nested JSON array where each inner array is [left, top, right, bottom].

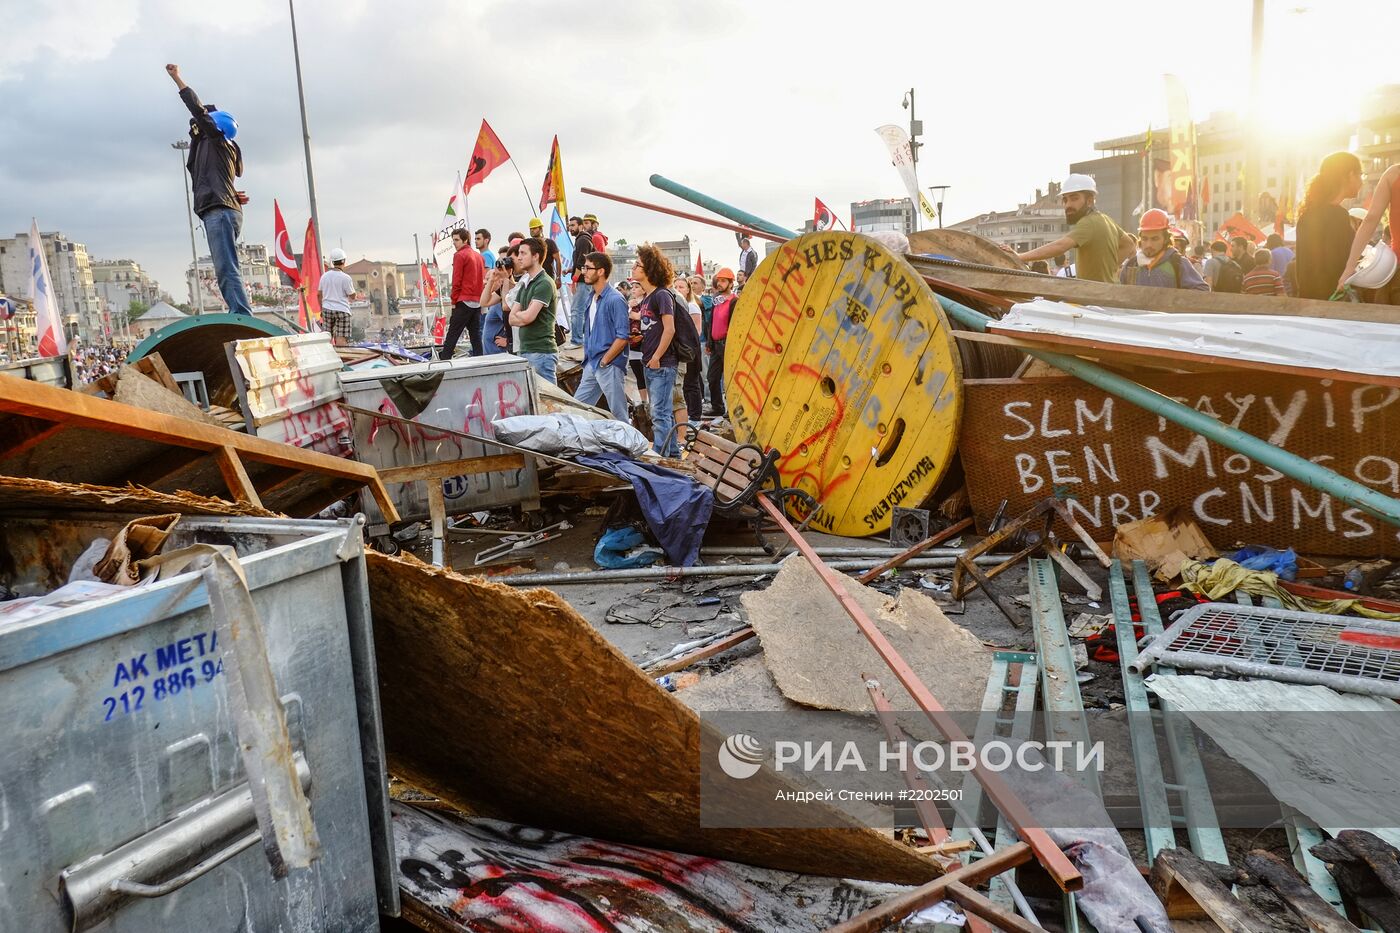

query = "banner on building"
[[1162, 75, 1196, 218], [873, 125, 937, 227]]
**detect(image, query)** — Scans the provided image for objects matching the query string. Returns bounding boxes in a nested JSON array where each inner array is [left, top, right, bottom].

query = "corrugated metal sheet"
[[231, 333, 351, 456]]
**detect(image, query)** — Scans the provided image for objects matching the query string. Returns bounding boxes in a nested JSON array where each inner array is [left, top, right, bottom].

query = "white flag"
[[27, 219, 67, 358], [874, 125, 938, 229], [432, 171, 467, 272]]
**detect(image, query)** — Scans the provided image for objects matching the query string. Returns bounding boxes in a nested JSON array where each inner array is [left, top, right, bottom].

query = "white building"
[[851, 198, 915, 235], [947, 184, 1069, 255], [0, 230, 103, 342], [186, 242, 276, 309]]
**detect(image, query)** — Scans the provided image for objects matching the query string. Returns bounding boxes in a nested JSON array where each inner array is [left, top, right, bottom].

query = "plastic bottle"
[[1343, 568, 1366, 593]]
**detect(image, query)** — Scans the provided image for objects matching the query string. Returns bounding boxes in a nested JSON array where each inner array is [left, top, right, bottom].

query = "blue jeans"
[[574, 361, 629, 418], [570, 282, 589, 347], [643, 364, 678, 456], [201, 207, 253, 315], [523, 351, 557, 385]]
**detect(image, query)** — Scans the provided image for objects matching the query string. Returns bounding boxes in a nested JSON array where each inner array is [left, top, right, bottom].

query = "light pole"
[[288, 0, 323, 263], [928, 185, 950, 229], [901, 88, 923, 167], [171, 140, 204, 315]]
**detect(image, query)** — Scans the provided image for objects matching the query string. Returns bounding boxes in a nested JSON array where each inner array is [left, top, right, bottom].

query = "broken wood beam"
[[756, 495, 1082, 894], [1243, 849, 1360, 933], [825, 842, 1033, 933], [1150, 847, 1273, 929], [377, 453, 526, 485], [214, 445, 264, 509], [647, 628, 756, 677], [856, 516, 974, 584], [944, 880, 1042, 933]]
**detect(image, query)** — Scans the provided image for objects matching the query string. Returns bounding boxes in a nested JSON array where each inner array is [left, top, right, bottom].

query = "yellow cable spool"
[[722, 231, 963, 537]]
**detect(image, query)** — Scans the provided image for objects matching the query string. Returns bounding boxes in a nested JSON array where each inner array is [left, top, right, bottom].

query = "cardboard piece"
[[366, 551, 940, 884], [741, 557, 994, 713], [1112, 513, 1217, 582]]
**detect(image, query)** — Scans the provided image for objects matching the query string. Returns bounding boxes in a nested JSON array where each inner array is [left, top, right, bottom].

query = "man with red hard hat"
[[1119, 208, 1207, 290]]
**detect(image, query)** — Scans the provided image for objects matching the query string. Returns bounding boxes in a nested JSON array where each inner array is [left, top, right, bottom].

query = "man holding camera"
[[438, 228, 485, 359]]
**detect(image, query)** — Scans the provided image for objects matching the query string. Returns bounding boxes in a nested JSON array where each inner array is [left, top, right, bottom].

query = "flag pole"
[[413, 233, 428, 333], [507, 159, 540, 217]]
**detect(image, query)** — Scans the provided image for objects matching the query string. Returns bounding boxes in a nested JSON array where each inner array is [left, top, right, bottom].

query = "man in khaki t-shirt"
[[1008, 173, 1135, 283]]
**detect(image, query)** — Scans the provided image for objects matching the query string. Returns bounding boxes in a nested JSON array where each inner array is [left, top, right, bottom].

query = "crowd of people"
[[70, 343, 126, 383], [432, 212, 748, 457], [1011, 152, 1396, 303]]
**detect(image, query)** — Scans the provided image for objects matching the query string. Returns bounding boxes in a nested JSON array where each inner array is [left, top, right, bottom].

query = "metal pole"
[[650, 181, 1400, 530], [581, 186, 784, 243], [172, 141, 203, 315], [499, 555, 1002, 587], [413, 233, 426, 332], [700, 546, 966, 558], [288, 0, 322, 263], [648, 175, 793, 240], [1245, 0, 1265, 223]]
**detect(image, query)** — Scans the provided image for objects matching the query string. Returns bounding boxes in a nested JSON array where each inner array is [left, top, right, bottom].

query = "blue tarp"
[[576, 453, 714, 567]]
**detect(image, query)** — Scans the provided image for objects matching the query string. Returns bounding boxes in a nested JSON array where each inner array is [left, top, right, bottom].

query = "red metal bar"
[[579, 187, 788, 244], [864, 679, 952, 848], [1279, 579, 1400, 614], [756, 495, 1083, 893]]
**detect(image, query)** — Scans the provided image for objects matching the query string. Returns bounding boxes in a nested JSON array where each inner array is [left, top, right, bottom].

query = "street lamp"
[[171, 140, 204, 315], [928, 186, 950, 229], [901, 88, 923, 167]]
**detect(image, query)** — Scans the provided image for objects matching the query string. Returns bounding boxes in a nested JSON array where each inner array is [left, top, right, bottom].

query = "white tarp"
[[1145, 674, 1400, 848], [995, 298, 1400, 379]]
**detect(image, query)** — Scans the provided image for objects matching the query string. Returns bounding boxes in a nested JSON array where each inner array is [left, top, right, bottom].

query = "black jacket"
[[179, 86, 243, 217], [569, 231, 593, 278]]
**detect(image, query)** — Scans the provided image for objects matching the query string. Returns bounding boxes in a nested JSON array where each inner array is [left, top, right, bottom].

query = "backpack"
[[666, 290, 701, 363], [1213, 258, 1244, 293]]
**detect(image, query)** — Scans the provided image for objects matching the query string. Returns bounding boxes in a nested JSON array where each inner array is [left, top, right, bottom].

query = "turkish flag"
[[695, 250, 703, 277], [813, 197, 839, 231], [299, 218, 322, 332], [273, 199, 301, 286], [464, 120, 509, 194]]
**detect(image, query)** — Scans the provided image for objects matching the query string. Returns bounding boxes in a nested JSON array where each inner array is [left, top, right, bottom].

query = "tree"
[[127, 299, 150, 320]]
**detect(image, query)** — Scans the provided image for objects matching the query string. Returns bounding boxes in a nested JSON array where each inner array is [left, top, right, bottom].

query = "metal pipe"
[[498, 555, 1001, 587], [580, 187, 786, 244], [287, 0, 322, 263], [648, 175, 796, 240], [642, 181, 1400, 530], [700, 546, 965, 558]]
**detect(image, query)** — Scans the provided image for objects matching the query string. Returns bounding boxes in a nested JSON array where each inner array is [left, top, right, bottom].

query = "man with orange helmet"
[[1119, 208, 1207, 290]]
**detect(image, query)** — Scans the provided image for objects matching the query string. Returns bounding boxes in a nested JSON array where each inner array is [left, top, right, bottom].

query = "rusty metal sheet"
[[231, 332, 352, 456], [724, 232, 962, 537], [960, 373, 1400, 558]]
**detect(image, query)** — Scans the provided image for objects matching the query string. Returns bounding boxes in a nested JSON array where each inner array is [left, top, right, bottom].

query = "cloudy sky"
[[2, 0, 1396, 299]]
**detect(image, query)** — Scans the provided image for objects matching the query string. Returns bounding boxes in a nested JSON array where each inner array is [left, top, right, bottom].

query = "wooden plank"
[[945, 880, 1042, 933], [826, 842, 1033, 933], [213, 446, 264, 509], [365, 551, 943, 885], [137, 352, 181, 394], [0, 417, 67, 461], [911, 257, 1400, 325], [648, 628, 756, 677], [1151, 847, 1272, 929], [0, 371, 399, 523], [1243, 850, 1361, 933], [977, 324, 1400, 389], [378, 454, 527, 485]]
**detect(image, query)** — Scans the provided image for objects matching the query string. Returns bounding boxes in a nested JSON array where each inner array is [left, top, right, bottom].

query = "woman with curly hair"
[[631, 244, 679, 456], [1295, 151, 1363, 300]]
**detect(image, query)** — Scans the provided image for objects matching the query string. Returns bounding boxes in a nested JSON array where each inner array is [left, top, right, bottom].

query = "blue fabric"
[[644, 364, 678, 456], [581, 285, 631, 372], [480, 248, 497, 270], [574, 360, 629, 418], [577, 452, 714, 566], [1228, 546, 1298, 581], [1118, 249, 1208, 291], [203, 207, 253, 314], [523, 351, 557, 385], [594, 526, 663, 569], [570, 282, 589, 346]]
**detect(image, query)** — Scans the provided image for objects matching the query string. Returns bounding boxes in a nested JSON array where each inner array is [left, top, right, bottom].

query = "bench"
[[668, 424, 822, 552]]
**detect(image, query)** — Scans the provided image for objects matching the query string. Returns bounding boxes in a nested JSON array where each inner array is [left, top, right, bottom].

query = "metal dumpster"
[[340, 355, 541, 534], [0, 513, 395, 932]]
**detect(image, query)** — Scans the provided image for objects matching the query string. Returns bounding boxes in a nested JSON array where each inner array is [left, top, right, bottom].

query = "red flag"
[[420, 262, 438, 300], [1216, 211, 1266, 244], [695, 250, 703, 277], [298, 219, 322, 332], [814, 197, 840, 231], [272, 199, 301, 286], [1200, 176, 1211, 207], [464, 119, 509, 194]]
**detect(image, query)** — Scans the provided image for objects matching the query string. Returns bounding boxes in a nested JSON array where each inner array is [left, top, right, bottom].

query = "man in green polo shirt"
[[506, 237, 559, 384], [1009, 173, 1135, 283]]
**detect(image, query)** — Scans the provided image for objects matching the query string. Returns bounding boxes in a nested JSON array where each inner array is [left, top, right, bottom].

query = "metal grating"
[[1136, 603, 1400, 699]]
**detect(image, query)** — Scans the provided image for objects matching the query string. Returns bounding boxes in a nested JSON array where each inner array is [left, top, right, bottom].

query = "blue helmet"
[[210, 110, 238, 140]]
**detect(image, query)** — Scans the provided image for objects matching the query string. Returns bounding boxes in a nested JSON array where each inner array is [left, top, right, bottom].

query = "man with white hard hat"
[[318, 247, 358, 346], [1007, 173, 1135, 283]]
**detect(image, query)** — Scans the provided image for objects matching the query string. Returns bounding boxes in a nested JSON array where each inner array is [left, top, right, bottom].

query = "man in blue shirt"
[[572, 251, 631, 418], [474, 229, 497, 271]]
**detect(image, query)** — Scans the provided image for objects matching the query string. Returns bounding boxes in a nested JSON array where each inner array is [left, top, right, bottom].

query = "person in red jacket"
[[439, 228, 485, 359]]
